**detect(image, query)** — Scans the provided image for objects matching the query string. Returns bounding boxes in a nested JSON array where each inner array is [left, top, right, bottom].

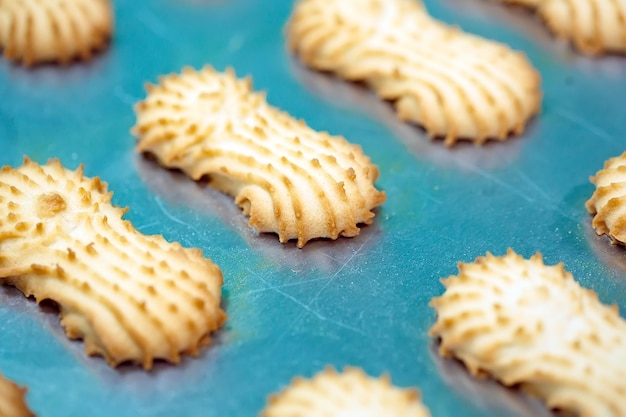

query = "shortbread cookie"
[[430, 249, 626, 417], [586, 151, 626, 245], [494, 0, 626, 55], [0, 0, 113, 66], [0, 373, 34, 417], [0, 158, 225, 370], [286, 0, 541, 146], [262, 367, 432, 417], [133, 66, 386, 248]]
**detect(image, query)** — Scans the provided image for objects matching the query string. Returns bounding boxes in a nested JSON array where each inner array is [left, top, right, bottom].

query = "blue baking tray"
[[1, 0, 625, 416]]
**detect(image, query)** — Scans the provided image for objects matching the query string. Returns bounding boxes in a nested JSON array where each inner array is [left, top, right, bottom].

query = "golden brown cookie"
[[0, 0, 113, 66], [586, 151, 626, 245], [286, 0, 541, 146], [0, 373, 34, 417], [132, 66, 386, 248], [430, 249, 626, 417], [494, 0, 626, 55], [262, 367, 432, 417], [0, 158, 226, 370]]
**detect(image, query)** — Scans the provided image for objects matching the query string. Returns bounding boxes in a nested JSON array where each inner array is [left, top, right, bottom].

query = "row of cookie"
[[2, 0, 624, 67], [1, 43, 625, 417], [1, 0, 538, 146], [0, 1, 620, 414], [133, 65, 626, 250], [284, 6, 626, 416], [1, 0, 624, 148], [263, 244, 626, 417], [0, 69, 624, 413], [117, 43, 626, 417], [1, 178, 624, 417], [0, 56, 385, 415], [1, 23, 620, 412], [285, 6, 626, 417]]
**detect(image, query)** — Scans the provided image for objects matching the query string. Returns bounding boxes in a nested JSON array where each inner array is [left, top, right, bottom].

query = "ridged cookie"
[[133, 66, 386, 248], [429, 249, 626, 417], [0, 0, 113, 66], [0, 158, 225, 370], [494, 0, 626, 55], [586, 151, 626, 245], [0, 373, 34, 417], [286, 0, 541, 146], [262, 367, 432, 417]]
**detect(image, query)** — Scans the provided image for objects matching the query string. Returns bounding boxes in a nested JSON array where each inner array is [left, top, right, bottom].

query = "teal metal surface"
[[1, 0, 625, 416]]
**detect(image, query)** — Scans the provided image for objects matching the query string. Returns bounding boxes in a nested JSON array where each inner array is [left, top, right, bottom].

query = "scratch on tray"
[[262, 281, 325, 321], [136, 9, 178, 44], [113, 86, 140, 106], [555, 108, 616, 145], [459, 162, 536, 203], [418, 188, 444, 205], [322, 316, 366, 335], [270, 233, 373, 346], [265, 280, 366, 336], [227, 34, 245, 53], [513, 169, 552, 202], [459, 160, 581, 221], [154, 196, 191, 227], [308, 232, 371, 301], [136, 221, 160, 232], [230, 276, 329, 299], [512, 168, 579, 223]]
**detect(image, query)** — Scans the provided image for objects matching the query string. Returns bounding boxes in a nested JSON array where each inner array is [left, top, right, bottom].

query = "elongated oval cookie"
[[0, 0, 113, 66], [262, 367, 432, 417], [0, 373, 34, 417], [0, 158, 226, 370], [286, 0, 541, 146], [429, 249, 626, 417], [586, 151, 626, 245], [132, 66, 386, 248]]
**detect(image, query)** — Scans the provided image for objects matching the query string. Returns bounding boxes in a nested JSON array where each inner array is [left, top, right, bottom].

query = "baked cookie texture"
[[0, 373, 34, 417], [0, 158, 226, 370], [586, 151, 626, 245], [285, 0, 541, 146], [495, 0, 626, 55], [429, 249, 626, 417], [0, 0, 113, 66], [133, 66, 386, 248], [261, 367, 432, 417]]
